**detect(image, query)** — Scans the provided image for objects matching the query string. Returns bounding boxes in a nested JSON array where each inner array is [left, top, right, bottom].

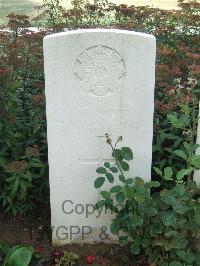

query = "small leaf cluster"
[[55, 251, 79, 266], [154, 141, 200, 185], [94, 138, 200, 265], [0, 151, 47, 215]]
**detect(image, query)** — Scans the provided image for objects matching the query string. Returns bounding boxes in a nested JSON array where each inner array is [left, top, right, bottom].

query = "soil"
[[0, 206, 149, 266], [0, 205, 51, 247]]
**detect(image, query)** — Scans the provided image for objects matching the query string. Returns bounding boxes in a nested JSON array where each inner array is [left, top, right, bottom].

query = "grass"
[[0, 0, 39, 25]]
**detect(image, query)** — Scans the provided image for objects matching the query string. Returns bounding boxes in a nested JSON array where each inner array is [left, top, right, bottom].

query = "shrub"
[[0, 15, 48, 214], [94, 135, 200, 265], [0, 0, 199, 214]]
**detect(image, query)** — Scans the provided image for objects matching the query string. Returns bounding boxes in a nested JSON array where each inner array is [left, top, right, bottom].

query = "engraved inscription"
[[74, 46, 126, 96]]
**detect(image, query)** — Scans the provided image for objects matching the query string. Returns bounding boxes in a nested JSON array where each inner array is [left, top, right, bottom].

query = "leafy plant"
[[2, 245, 33, 266], [94, 135, 200, 265], [55, 251, 79, 266], [0, 0, 199, 215]]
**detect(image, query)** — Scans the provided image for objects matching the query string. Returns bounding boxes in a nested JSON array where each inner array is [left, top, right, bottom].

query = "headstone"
[[43, 29, 156, 245]]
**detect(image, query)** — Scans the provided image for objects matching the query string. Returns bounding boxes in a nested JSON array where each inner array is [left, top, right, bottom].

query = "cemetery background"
[[0, 0, 179, 25], [0, 0, 200, 265]]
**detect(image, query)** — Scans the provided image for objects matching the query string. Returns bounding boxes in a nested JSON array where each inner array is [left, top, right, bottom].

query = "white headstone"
[[44, 29, 156, 245]]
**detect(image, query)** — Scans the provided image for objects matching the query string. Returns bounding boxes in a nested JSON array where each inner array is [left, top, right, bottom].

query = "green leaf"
[[185, 252, 196, 264], [173, 202, 190, 214], [121, 161, 129, 171], [167, 114, 179, 126], [176, 250, 186, 260], [153, 167, 163, 177], [179, 115, 190, 127], [173, 238, 188, 249], [96, 167, 107, 174], [169, 262, 182, 266], [191, 154, 200, 169], [6, 176, 17, 182], [110, 222, 120, 234], [106, 173, 114, 183], [141, 238, 150, 248], [196, 252, 200, 264], [165, 230, 178, 238], [94, 177, 105, 189], [167, 114, 189, 129], [145, 181, 160, 189], [161, 263, 168, 266], [150, 225, 162, 235], [174, 150, 188, 160], [183, 142, 191, 152], [162, 212, 176, 227], [123, 185, 134, 198], [110, 185, 122, 193], [176, 167, 193, 180], [29, 158, 42, 168], [0, 243, 10, 255], [3, 246, 33, 266], [119, 175, 126, 182], [130, 242, 140, 254], [104, 162, 110, 168], [100, 191, 111, 199], [20, 180, 27, 193], [110, 167, 118, 173], [126, 178, 134, 184], [174, 184, 185, 197], [161, 190, 176, 205], [131, 214, 143, 226], [95, 200, 105, 209], [195, 205, 200, 225], [116, 191, 125, 203], [12, 177, 19, 194], [3, 245, 22, 265], [145, 206, 158, 217], [164, 167, 173, 180], [121, 147, 133, 161], [112, 149, 123, 161]]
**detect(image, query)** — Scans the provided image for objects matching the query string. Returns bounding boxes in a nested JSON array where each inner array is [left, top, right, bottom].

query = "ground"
[[0, 207, 150, 265]]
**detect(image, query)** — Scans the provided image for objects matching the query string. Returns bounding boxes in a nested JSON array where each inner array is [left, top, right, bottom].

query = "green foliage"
[[153, 77, 200, 185], [0, 14, 48, 214], [94, 137, 200, 265], [3, 245, 33, 266], [0, 0, 199, 216], [55, 251, 79, 266]]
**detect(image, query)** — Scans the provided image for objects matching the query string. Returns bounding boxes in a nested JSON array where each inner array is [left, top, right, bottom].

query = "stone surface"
[[43, 29, 156, 245]]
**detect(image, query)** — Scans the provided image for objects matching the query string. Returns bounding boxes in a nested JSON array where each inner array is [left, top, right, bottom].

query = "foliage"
[[0, 15, 48, 214], [1, 245, 33, 266], [55, 251, 79, 266], [0, 0, 199, 215], [94, 135, 200, 265], [153, 77, 200, 185], [0, 243, 10, 263]]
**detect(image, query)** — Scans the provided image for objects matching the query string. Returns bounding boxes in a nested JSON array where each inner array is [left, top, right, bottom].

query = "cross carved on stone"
[[79, 136, 115, 166]]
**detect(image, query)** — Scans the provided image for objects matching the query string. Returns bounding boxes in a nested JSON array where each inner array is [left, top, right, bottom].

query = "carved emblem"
[[74, 46, 126, 96]]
